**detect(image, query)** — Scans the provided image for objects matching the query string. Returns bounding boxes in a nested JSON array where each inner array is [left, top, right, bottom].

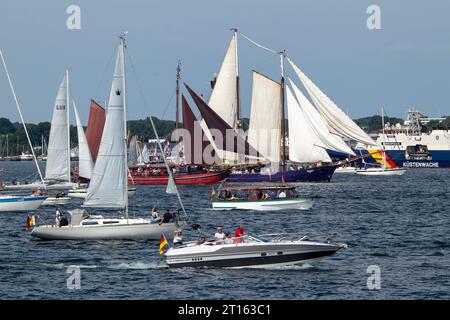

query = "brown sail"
[[85, 99, 106, 162], [182, 95, 218, 165], [184, 83, 259, 158]]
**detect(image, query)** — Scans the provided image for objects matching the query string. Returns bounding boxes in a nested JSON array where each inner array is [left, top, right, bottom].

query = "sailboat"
[[0, 49, 48, 212], [4, 70, 79, 190], [31, 34, 183, 240], [356, 107, 406, 176], [127, 63, 230, 185], [198, 31, 350, 182]]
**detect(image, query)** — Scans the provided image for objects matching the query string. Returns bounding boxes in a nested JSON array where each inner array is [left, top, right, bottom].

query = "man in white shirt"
[[214, 227, 225, 243], [55, 208, 62, 227], [278, 190, 286, 198]]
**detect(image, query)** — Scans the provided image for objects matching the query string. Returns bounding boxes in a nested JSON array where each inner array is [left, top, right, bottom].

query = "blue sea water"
[[0, 161, 449, 299]]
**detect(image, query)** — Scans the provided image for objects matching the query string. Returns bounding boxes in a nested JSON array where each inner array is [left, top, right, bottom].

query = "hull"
[[4, 181, 79, 190], [68, 188, 136, 199], [42, 197, 72, 206], [227, 166, 336, 183], [362, 149, 450, 169], [335, 167, 356, 174], [129, 170, 229, 185], [31, 220, 176, 240], [166, 241, 341, 268], [0, 196, 47, 212], [212, 198, 313, 211], [356, 168, 406, 176]]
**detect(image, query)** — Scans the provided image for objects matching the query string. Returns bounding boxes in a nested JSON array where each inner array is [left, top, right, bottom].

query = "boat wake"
[[107, 261, 166, 270]]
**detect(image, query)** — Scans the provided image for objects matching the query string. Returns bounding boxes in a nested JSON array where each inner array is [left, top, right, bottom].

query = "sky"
[[0, 0, 449, 124]]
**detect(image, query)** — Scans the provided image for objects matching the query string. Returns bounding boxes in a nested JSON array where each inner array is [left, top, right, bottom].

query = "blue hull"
[[361, 149, 450, 169], [227, 166, 337, 183]]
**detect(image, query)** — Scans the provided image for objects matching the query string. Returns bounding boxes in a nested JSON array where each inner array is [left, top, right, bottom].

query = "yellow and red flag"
[[159, 235, 168, 254]]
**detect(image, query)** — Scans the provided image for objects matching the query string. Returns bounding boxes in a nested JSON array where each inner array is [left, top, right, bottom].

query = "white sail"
[[128, 135, 138, 166], [84, 38, 127, 208], [73, 103, 94, 180], [247, 71, 281, 163], [287, 86, 331, 163], [208, 33, 238, 128], [288, 78, 355, 156], [45, 71, 70, 181], [287, 57, 377, 147]]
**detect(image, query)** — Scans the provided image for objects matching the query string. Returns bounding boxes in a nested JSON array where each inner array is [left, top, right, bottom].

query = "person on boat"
[[151, 207, 161, 222], [55, 208, 62, 227], [262, 192, 270, 200], [224, 232, 233, 244], [257, 190, 263, 200], [210, 186, 217, 200], [278, 190, 287, 198], [173, 230, 183, 246], [159, 210, 173, 225], [33, 188, 43, 197], [234, 224, 245, 243], [0, 182, 5, 190], [214, 227, 225, 243]]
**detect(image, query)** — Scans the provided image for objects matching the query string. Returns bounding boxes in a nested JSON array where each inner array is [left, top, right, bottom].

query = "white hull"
[[68, 188, 136, 199], [0, 196, 47, 212], [212, 198, 313, 211], [4, 181, 79, 190], [356, 168, 406, 176], [31, 218, 176, 240], [42, 197, 72, 206], [335, 167, 356, 174]]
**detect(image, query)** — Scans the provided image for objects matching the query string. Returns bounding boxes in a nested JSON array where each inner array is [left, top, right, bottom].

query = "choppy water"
[[0, 161, 449, 299]]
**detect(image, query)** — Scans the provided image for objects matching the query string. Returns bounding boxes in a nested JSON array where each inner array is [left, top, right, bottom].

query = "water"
[[0, 161, 449, 299]]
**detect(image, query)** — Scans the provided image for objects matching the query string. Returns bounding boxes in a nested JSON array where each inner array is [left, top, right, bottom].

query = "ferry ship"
[[358, 109, 450, 168]]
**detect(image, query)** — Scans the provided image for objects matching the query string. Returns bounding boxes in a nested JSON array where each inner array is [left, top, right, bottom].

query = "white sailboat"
[[31, 34, 184, 240], [0, 49, 48, 212], [4, 70, 78, 190], [356, 107, 406, 176]]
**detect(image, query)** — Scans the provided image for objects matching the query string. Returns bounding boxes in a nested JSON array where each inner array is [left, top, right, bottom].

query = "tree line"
[[1, 114, 449, 156]]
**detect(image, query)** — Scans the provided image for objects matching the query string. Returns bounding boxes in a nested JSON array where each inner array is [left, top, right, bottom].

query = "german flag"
[[159, 235, 168, 255]]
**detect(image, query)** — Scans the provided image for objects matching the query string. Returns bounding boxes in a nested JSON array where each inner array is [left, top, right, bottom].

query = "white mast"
[[120, 32, 129, 218], [66, 69, 71, 183], [381, 106, 386, 170], [0, 49, 45, 185]]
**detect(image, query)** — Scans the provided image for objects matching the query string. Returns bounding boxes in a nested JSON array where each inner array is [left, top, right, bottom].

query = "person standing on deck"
[[55, 208, 62, 227], [234, 224, 245, 243]]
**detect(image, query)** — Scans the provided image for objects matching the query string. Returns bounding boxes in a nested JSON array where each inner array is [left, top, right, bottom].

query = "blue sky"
[[0, 0, 449, 124]]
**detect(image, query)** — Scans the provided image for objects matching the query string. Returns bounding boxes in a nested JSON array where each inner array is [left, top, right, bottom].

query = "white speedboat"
[[165, 234, 347, 268], [68, 187, 136, 199], [0, 195, 47, 212], [355, 167, 406, 176], [212, 186, 313, 211], [31, 209, 177, 240]]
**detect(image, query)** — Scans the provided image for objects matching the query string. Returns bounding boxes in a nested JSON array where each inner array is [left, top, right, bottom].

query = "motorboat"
[[355, 167, 406, 176], [165, 234, 347, 268], [4, 180, 79, 190], [67, 187, 137, 199], [212, 185, 313, 211], [31, 209, 178, 240], [42, 195, 72, 206], [0, 195, 47, 212]]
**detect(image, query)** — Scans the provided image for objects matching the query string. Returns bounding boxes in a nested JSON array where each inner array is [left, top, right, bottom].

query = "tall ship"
[[358, 109, 450, 168]]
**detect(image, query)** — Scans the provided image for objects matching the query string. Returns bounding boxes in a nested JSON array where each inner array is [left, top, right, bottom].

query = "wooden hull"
[[129, 170, 229, 185]]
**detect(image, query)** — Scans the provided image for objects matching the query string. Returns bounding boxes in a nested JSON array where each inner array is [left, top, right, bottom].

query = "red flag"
[[25, 215, 32, 231]]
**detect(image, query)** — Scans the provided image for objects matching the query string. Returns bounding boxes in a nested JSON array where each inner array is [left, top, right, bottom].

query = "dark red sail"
[[184, 83, 259, 158], [85, 99, 106, 162], [182, 95, 218, 165]]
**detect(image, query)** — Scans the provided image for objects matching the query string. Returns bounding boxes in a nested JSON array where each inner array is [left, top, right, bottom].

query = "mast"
[[0, 49, 45, 185], [175, 60, 181, 143], [120, 32, 129, 218], [231, 28, 241, 130], [279, 50, 286, 173], [66, 69, 71, 183], [381, 106, 386, 170]]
